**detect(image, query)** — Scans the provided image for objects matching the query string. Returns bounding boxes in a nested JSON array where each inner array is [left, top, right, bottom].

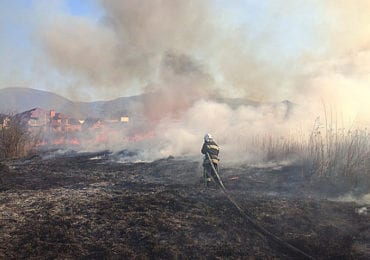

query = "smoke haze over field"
[[2, 0, 370, 159], [33, 1, 370, 119]]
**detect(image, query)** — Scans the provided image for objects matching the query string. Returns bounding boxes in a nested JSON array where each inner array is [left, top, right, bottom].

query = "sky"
[[0, 0, 322, 100], [1, 0, 370, 125]]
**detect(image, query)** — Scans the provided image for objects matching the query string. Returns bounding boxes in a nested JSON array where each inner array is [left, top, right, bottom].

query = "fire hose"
[[206, 152, 315, 260]]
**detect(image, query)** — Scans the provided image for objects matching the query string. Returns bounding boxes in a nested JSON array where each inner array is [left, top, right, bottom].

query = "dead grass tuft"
[[250, 117, 370, 193]]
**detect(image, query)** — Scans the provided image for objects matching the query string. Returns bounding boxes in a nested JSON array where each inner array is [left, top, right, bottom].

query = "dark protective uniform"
[[201, 140, 220, 186]]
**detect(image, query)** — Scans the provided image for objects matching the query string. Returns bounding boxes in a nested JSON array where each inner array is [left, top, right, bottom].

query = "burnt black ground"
[[0, 151, 369, 259]]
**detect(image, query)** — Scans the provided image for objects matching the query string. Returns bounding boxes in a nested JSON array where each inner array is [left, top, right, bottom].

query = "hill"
[[0, 87, 73, 115], [0, 87, 293, 120], [0, 87, 140, 119]]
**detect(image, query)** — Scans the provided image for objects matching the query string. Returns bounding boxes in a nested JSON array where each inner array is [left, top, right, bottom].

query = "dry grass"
[[0, 115, 41, 159], [250, 117, 370, 192]]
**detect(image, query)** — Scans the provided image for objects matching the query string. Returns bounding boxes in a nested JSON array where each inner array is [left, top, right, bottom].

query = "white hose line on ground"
[[206, 153, 316, 260]]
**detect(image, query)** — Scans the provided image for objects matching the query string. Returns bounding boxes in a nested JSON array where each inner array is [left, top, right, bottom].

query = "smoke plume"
[[36, 0, 370, 160]]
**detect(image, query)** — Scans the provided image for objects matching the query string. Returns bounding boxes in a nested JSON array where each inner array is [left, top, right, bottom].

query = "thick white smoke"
[[30, 0, 370, 161], [129, 99, 310, 163]]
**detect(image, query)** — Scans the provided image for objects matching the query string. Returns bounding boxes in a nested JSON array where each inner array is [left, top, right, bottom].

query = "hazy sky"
[[1, 0, 370, 117]]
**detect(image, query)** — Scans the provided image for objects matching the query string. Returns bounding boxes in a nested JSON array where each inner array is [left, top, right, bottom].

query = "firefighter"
[[201, 133, 220, 187]]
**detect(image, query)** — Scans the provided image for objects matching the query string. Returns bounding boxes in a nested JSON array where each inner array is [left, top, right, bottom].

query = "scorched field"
[[1, 150, 369, 259]]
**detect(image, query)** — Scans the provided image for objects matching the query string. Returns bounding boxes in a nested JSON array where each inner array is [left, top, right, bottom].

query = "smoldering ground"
[[1, 149, 370, 259]]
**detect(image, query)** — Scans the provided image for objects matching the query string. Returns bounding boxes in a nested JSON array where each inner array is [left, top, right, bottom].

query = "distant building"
[[82, 118, 103, 130], [50, 111, 69, 132], [11, 108, 49, 133], [120, 116, 129, 123], [26, 108, 49, 127], [10, 108, 129, 146], [67, 118, 82, 132]]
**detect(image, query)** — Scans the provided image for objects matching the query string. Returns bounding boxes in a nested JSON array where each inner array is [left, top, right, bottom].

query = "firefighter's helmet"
[[204, 133, 213, 142]]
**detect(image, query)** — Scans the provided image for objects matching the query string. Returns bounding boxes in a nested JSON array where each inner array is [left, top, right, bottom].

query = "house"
[[13, 108, 49, 128], [82, 118, 103, 131], [120, 116, 129, 123], [10, 108, 130, 147], [65, 118, 82, 132], [50, 111, 69, 132], [50, 110, 82, 133], [28, 108, 49, 127]]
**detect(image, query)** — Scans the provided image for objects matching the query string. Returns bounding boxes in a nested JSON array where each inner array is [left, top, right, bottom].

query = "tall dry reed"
[[249, 117, 370, 189]]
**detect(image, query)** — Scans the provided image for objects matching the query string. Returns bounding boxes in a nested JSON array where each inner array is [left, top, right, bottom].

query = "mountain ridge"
[[0, 87, 292, 119]]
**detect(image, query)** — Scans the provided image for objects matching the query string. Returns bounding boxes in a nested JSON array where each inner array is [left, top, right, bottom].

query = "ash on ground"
[[1, 151, 369, 259]]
